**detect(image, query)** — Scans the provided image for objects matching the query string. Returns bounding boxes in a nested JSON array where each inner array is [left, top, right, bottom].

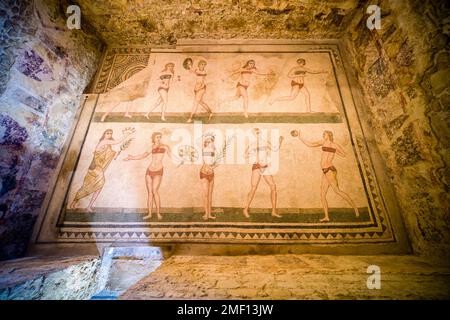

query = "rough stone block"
[[367, 58, 395, 99], [430, 69, 450, 94], [390, 122, 426, 168], [0, 256, 101, 300]]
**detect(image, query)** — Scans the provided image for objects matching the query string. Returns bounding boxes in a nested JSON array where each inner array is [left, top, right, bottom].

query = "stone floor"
[[120, 254, 450, 300]]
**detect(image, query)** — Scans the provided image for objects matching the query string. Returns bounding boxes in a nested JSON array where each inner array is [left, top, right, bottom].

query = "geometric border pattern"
[[59, 229, 390, 243], [93, 47, 151, 94]]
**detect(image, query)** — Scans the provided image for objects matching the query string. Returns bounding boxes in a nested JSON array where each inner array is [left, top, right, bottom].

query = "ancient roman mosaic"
[[39, 43, 400, 245]]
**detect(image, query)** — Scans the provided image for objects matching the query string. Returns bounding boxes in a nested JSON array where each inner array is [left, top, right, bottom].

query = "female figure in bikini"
[[184, 59, 213, 123], [293, 129, 360, 222], [269, 58, 327, 112], [145, 63, 178, 121], [222, 60, 270, 118], [124, 131, 177, 220], [200, 133, 218, 220], [243, 128, 284, 218]]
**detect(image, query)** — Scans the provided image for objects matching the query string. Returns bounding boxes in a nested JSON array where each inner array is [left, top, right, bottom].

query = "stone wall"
[[345, 0, 449, 261], [0, 0, 103, 260], [0, 255, 101, 300]]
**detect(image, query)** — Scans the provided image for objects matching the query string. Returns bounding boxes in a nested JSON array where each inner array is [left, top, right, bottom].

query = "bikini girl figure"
[[200, 133, 218, 220], [222, 60, 270, 118], [243, 128, 284, 218], [269, 58, 327, 112], [124, 131, 180, 220], [145, 63, 179, 121], [292, 129, 360, 222], [183, 58, 213, 123]]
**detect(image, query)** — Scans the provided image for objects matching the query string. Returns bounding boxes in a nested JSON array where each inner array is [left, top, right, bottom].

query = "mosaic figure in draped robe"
[[269, 58, 327, 112], [145, 62, 180, 121], [183, 58, 213, 123], [243, 128, 284, 218], [70, 128, 135, 212], [292, 129, 360, 222], [124, 131, 182, 220], [221, 60, 272, 118]]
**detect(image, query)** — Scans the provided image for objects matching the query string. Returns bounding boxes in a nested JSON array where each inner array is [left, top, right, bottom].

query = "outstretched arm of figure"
[[299, 138, 323, 148], [123, 151, 151, 161], [106, 135, 129, 146], [304, 67, 327, 74], [298, 131, 323, 148], [253, 68, 272, 76], [104, 128, 135, 146], [223, 69, 241, 81], [334, 143, 346, 157]]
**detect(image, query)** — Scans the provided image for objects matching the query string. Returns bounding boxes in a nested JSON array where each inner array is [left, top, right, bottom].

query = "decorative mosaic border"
[[58, 228, 390, 243], [93, 47, 151, 94]]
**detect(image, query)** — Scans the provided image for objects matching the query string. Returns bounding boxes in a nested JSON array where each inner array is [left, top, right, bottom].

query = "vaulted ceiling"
[[75, 0, 364, 46]]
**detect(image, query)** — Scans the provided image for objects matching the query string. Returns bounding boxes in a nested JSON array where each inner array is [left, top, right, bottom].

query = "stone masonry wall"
[[0, 0, 103, 260], [0, 255, 101, 300], [345, 0, 449, 262]]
